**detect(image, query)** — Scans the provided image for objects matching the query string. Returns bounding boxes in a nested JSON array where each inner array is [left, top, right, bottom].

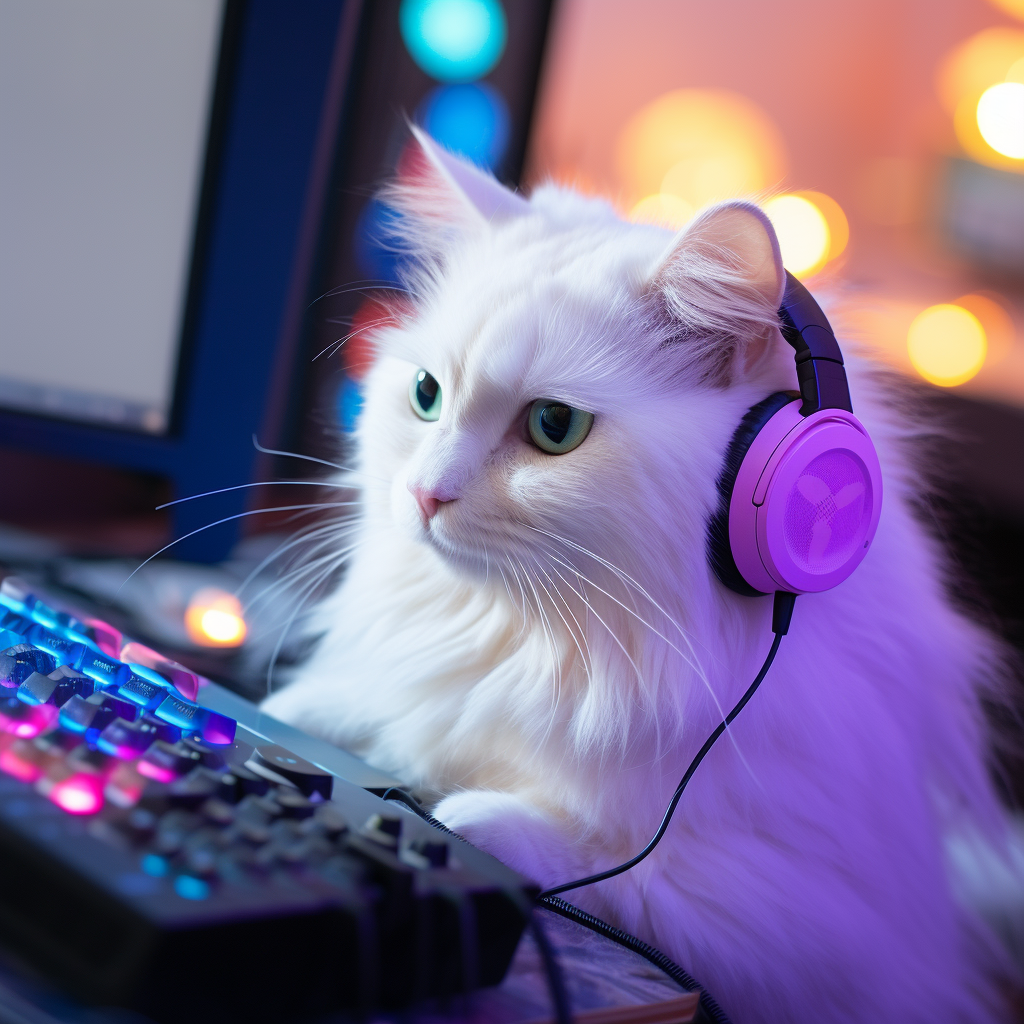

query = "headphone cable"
[[538, 590, 796, 900]]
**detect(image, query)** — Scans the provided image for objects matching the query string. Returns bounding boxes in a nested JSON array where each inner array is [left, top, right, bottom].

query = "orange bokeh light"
[[616, 89, 786, 211], [184, 588, 247, 648]]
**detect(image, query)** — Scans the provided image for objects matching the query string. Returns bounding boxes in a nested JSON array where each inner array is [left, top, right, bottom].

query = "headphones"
[[708, 272, 883, 596]]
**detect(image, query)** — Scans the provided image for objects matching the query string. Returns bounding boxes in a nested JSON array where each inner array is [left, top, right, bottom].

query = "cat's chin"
[[417, 525, 494, 582]]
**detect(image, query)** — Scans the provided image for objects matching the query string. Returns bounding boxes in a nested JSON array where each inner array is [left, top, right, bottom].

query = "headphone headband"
[[778, 271, 852, 415]]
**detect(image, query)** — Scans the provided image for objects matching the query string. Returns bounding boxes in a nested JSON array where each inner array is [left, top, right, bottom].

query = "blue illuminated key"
[[26, 627, 87, 669], [0, 644, 57, 688], [154, 694, 210, 733], [78, 649, 130, 688], [116, 671, 170, 712], [0, 629, 27, 652], [27, 601, 59, 630]]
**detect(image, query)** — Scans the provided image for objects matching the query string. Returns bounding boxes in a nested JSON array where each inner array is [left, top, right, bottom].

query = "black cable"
[[538, 895, 731, 1024], [383, 591, 796, 1024], [539, 591, 796, 900]]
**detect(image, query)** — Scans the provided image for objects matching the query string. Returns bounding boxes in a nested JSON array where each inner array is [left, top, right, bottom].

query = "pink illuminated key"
[[83, 618, 123, 659], [48, 773, 104, 815], [0, 700, 57, 739], [120, 642, 199, 702]]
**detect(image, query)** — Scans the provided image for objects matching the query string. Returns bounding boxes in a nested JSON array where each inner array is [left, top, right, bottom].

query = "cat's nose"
[[409, 484, 442, 523]]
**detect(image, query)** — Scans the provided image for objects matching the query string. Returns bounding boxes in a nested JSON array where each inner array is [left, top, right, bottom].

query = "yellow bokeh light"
[[976, 82, 1024, 158], [795, 191, 848, 261], [616, 89, 786, 209], [763, 194, 831, 277], [954, 293, 1015, 365], [906, 304, 987, 387], [629, 193, 694, 230], [184, 587, 247, 648], [938, 28, 1024, 114], [988, 0, 1024, 21]]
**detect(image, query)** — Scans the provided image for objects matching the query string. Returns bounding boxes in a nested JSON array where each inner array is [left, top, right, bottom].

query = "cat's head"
[[355, 128, 798, 620]]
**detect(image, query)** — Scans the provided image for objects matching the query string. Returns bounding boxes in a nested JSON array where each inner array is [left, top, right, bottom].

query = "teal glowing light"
[[400, 0, 506, 83]]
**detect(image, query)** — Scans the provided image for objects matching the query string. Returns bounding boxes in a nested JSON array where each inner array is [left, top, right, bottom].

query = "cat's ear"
[[657, 200, 785, 307], [649, 201, 787, 378], [391, 126, 531, 230]]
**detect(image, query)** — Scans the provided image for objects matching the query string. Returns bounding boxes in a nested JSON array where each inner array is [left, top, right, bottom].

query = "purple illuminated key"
[[96, 718, 160, 759]]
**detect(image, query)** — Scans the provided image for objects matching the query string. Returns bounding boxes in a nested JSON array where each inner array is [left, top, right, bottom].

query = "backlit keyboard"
[[0, 579, 532, 1023]]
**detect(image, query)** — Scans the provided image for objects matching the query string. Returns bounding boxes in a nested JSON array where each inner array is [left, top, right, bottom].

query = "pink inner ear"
[[407, 126, 531, 222]]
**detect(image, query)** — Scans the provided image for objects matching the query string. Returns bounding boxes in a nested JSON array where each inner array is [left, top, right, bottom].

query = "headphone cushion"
[[707, 392, 796, 596]]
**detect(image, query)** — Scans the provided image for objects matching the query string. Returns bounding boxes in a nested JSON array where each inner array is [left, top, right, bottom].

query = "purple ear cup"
[[708, 273, 883, 596]]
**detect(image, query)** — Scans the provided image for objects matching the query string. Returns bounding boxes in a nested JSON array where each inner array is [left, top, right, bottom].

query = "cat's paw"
[[434, 789, 582, 890]]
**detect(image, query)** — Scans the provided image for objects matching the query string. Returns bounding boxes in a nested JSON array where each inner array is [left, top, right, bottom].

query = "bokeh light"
[[763, 194, 831, 277], [907, 304, 987, 387], [419, 82, 510, 168], [988, 0, 1024, 20], [939, 28, 1024, 170], [628, 193, 694, 230], [976, 82, 1024, 158], [616, 89, 786, 209], [184, 588, 247, 648], [954, 292, 1016, 365], [400, 0, 507, 83], [797, 191, 849, 261]]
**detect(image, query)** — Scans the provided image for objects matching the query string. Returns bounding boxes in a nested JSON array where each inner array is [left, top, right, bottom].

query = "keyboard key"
[[0, 624, 29, 649], [199, 711, 236, 747], [274, 789, 315, 820], [137, 740, 203, 783], [0, 696, 58, 738], [26, 627, 87, 669], [0, 645, 57, 688], [408, 838, 449, 868], [139, 714, 181, 745], [26, 600, 60, 630], [96, 718, 161, 759], [81, 618, 123, 659], [78, 649, 130, 688], [121, 642, 200, 703], [59, 692, 140, 738], [39, 766, 105, 815], [116, 672, 170, 712], [154, 810, 199, 854], [154, 693, 209, 732], [217, 764, 270, 802], [0, 577, 33, 614], [168, 767, 222, 809], [105, 761, 148, 808], [250, 745, 332, 799], [17, 667, 93, 707]]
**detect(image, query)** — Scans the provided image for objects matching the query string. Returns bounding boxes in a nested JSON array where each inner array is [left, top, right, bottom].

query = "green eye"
[[528, 400, 594, 455], [409, 369, 442, 421]]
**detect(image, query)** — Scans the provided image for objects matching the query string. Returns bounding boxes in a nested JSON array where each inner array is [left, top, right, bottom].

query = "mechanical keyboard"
[[0, 579, 533, 1023]]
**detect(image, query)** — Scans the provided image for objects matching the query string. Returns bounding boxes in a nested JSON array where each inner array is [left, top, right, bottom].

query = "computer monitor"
[[0, 0, 552, 563]]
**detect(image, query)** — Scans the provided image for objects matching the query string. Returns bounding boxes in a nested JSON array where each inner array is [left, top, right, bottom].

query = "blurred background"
[[0, 0, 1022, 709]]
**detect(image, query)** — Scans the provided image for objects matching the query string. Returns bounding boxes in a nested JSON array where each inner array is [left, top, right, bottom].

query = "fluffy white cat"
[[263, 130, 1016, 1023]]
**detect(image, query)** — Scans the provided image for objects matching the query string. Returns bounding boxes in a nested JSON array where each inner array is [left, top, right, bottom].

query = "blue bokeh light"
[[400, 0, 507, 83], [419, 83, 510, 169]]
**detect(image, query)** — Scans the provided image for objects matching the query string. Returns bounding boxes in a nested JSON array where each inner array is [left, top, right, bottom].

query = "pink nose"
[[409, 485, 441, 523]]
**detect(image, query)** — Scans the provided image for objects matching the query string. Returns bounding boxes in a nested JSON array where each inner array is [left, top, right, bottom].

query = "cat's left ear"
[[392, 126, 531, 229], [650, 201, 786, 376]]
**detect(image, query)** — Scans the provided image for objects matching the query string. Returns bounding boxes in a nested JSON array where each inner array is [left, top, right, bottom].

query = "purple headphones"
[[708, 272, 883, 596]]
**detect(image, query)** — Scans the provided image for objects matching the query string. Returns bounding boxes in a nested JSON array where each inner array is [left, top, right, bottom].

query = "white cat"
[[263, 129, 1016, 1023]]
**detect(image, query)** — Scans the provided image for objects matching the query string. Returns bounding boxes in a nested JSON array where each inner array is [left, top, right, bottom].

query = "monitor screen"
[[0, 0, 224, 434]]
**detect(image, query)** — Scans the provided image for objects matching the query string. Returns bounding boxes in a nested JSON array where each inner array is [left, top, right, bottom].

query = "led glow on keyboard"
[[49, 774, 104, 815], [174, 875, 210, 900]]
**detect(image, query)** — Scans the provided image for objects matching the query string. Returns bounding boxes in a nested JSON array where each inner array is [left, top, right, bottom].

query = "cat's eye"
[[409, 369, 442, 421], [528, 400, 594, 455]]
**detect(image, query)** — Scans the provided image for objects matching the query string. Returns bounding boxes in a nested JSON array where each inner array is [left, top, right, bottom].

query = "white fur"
[[264, 145, 1016, 1022]]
